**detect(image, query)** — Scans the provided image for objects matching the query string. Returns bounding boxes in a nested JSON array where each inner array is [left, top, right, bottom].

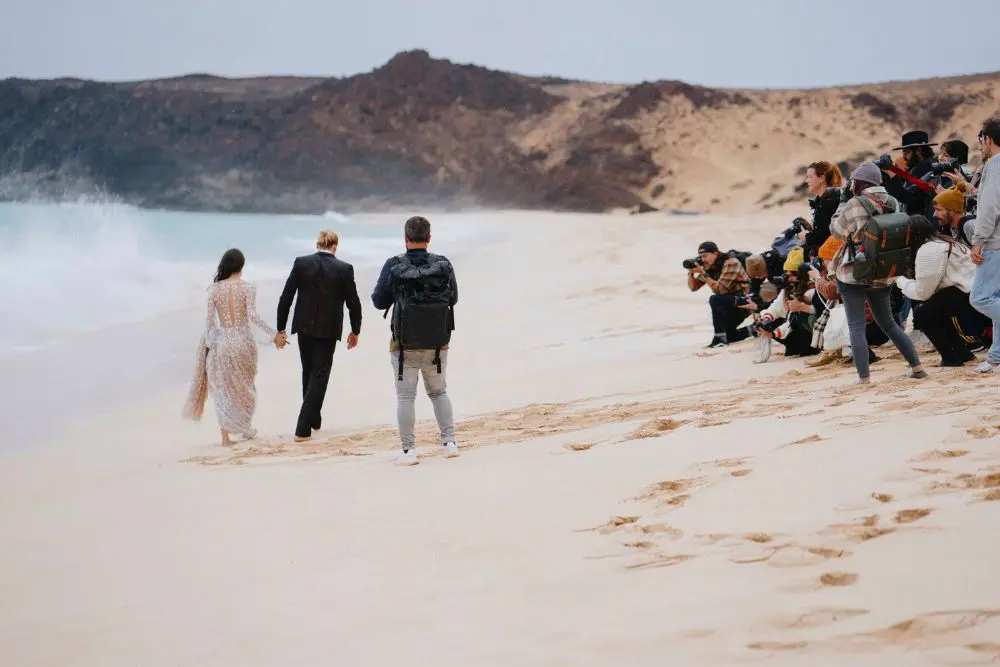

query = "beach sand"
[[2, 211, 999, 666]]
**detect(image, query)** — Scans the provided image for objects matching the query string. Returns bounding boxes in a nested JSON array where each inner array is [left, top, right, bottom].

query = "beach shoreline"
[[2, 210, 999, 667]]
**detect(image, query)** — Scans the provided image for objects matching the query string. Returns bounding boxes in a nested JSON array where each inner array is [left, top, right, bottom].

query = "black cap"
[[698, 241, 719, 254]]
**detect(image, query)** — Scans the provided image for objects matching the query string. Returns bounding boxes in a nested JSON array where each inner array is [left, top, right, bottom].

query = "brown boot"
[[806, 348, 842, 367]]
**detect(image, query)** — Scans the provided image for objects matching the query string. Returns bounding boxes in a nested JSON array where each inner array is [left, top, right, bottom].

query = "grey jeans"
[[390, 349, 455, 451]]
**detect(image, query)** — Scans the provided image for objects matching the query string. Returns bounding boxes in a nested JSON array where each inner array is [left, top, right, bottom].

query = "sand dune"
[[1, 211, 999, 666]]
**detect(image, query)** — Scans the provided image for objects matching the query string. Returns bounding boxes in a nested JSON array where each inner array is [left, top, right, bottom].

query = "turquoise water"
[[0, 202, 488, 355], [0, 201, 500, 451]]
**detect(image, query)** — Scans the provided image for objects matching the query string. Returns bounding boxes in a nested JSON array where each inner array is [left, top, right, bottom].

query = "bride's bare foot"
[[220, 429, 234, 447]]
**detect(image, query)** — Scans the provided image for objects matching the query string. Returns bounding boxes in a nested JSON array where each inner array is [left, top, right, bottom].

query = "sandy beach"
[[2, 210, 999, 666]]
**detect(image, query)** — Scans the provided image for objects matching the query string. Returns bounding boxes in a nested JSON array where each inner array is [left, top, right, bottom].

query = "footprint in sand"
[[580, 516, 640, 534], [872, 492, 894, 503], [730, 469, 753, 477], [820, 516, 898, 543], [752, 607, 869, 633], [564, 442, 596, 452], [819, 571, 859, 587], [730, 543, 851, 567], [628, 418, 688, 440], [746, 641, 809, 652], [915, 449, 970, 462], [843, 609, 1000, 646], [893, 508, 934, 524], [637, 523, 684, 540]]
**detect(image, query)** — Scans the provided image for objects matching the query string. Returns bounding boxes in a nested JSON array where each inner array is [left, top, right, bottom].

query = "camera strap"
[[886, 166, 938, 194]]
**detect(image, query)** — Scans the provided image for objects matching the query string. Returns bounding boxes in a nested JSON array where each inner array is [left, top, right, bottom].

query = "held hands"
[[274, 331, 288, 349], [346, 332, 359, 350]]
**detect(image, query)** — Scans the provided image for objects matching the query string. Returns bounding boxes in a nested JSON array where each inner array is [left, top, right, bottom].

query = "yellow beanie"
[[783, 247, 805, 272], [933, 185, 967, 214]]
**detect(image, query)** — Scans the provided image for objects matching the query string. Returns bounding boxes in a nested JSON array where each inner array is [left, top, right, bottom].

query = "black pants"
[[709, 294, 752, 343], [296, 335, 337, 437], [912, 287, 977, 366]]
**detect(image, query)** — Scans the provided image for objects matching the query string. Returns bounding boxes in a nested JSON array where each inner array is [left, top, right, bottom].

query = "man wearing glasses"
[[969, 119, 1000, 373]]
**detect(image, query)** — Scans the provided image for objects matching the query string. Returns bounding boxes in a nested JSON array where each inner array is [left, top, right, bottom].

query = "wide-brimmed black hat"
[[892, 130, 938, 151]]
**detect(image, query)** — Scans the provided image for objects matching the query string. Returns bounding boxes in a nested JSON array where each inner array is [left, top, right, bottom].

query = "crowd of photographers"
[[687, 119, 1000, 384]]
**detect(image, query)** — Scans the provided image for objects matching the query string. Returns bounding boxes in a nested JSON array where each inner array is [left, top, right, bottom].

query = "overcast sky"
[[2, 0, 999, 88]]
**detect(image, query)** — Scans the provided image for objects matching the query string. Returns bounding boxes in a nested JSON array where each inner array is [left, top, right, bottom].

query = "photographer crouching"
[[753, 247, 822, 362], [686, 241, 756, 349]]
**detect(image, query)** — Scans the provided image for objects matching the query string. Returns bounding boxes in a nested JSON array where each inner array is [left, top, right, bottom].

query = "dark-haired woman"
[[183, 249, 284, 446], [895, 215, 978, 367]]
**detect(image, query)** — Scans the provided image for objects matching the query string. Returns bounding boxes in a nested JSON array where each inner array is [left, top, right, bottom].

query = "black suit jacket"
[[277, 252, 362, 340]]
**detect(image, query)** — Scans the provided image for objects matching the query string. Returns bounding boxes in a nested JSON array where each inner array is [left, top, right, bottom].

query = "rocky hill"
[[1, 50, 998, 215]]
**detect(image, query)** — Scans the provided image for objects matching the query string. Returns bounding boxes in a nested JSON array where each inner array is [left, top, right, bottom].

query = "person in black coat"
[[802, 161, 845, 259], [277, 229, 363, 441]]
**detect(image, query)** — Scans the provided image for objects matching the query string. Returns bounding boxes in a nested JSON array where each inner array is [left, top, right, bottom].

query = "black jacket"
[[804, 189, 841, 257], [277, 251, 362, 340], [371, 249, 458, 335]]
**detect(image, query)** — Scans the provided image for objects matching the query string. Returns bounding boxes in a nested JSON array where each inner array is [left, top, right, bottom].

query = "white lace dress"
[[182, 280, 277, 439]]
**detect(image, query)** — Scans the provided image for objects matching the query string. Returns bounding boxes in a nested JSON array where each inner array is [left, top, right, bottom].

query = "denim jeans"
[[970, 249, 1000, 365], [837, 281, 921, 378]]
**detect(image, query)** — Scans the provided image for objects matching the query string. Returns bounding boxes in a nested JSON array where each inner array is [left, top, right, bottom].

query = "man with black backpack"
[[371, 216, 459, 466]]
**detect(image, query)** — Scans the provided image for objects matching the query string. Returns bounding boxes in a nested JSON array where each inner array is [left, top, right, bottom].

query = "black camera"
[[840, 179, 854, 203], [781, 216, 812, 240], [770, 275, 788, 289], [756, 317, 781, 334], [733, 294, 751, 306], [874, 154, 894, 170], [682, 257, 703, 270], [930, 159, 962, 175]]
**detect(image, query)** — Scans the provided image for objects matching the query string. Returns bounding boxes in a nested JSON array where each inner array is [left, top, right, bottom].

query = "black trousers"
[[296, 334, 337, 437], [912, 287, 977, 366], [709, 294, 752, 343]]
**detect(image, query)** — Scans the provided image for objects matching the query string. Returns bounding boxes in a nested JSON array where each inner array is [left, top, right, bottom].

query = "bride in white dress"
[[182, 248, 285, 446]]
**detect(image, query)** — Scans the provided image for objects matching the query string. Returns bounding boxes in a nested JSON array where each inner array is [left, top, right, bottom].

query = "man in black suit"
[[277, 230, 362, 442]]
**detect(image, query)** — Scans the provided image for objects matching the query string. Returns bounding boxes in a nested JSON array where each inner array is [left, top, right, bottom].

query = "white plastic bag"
[[822, 305, 849, 351]]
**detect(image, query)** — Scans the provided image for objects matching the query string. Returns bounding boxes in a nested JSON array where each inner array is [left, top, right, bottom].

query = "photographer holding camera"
[[686, 241, 756, 349], [753, 248, 821, 362], [879, 130, 942, 218]]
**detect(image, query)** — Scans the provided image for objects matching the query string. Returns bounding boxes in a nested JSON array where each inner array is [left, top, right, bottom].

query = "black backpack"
[[848, 196, 913, 282], [384, 253, 454, 380]]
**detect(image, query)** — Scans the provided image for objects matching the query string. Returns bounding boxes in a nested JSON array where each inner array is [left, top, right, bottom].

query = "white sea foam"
[[0, 202, 498, 356]]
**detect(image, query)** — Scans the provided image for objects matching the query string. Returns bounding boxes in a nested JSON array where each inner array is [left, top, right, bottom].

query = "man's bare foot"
[[294, 435, 312, 443]]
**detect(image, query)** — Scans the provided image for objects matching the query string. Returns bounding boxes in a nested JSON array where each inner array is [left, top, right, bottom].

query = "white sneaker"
[[395, 449, 419, 466], [976, 361, 998, 374], [443, 441, 460, 458]]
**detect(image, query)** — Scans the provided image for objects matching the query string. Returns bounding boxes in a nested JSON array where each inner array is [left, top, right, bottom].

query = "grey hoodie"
[[971, 153, 1000, 250]]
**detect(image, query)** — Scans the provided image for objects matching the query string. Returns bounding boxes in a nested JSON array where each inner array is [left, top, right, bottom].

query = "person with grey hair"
[[829, 162, 927, 384], [372, 216, 459, 466]]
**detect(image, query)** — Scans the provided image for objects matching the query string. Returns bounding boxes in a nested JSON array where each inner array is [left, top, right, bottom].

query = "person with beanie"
[[753, 246, 820, 362], [686, 241, 755, 348], [934, 183, 977, 245], [895, 215, 980, 367], [829, 162, 927, 384]]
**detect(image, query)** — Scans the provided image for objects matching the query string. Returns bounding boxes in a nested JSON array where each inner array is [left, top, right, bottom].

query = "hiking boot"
[[806, 349, 842, 367]]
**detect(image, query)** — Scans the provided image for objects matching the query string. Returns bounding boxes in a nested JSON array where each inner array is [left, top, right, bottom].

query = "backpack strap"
[[433, 348, 442, 374]]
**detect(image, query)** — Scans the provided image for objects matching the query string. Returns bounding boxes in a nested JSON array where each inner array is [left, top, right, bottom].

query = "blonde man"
[[277, 229, 362, 441]]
